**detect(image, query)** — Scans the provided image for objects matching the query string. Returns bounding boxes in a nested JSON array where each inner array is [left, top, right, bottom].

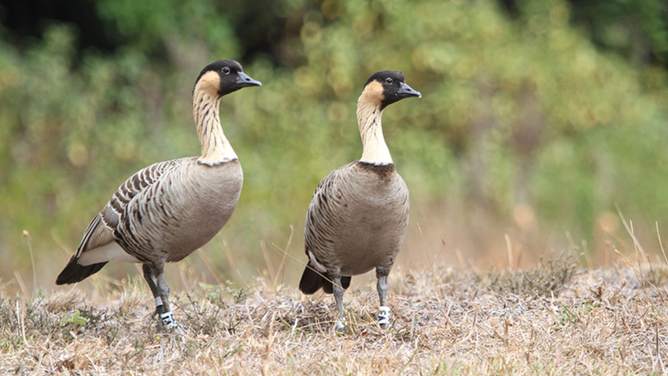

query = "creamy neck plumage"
[[357, 97, 393, 165], [192, 89, 238, 166]]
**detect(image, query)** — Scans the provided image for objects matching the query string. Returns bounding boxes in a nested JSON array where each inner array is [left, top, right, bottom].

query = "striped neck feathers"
[[357, 85, 393, 166], [192, 84, 238, 166]]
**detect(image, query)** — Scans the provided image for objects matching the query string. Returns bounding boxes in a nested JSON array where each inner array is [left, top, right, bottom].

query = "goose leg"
[[155, 272, 180, 331], [142, 264, 165, 317], [143, 263, 181, 333], [376, 269, 391, 329], [332, 276, 346, 332]]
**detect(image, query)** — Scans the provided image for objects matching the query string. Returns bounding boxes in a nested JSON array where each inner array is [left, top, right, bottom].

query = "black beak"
[[397, 82, 421, 98], [236, 72, 262, 88]]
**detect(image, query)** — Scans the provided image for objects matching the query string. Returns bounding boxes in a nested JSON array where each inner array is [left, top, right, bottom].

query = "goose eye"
[[222, 67, 231, 75], [385, 77, 393, 84]]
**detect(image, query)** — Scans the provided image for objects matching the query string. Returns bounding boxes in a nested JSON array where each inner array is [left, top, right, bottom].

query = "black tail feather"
[[341, 276, 351, 289], [56, 256, 107, 285], [299, 265, 351, 295], [299, 266, 324, 294], [322, 276, 333, 294]]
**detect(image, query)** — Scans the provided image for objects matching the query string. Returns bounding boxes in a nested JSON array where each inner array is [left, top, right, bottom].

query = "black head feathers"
[[363, 71, 421, 109], [193, 59, 261, 96]]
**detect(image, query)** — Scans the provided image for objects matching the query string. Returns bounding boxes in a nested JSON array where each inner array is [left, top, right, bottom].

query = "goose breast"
[[305, 161, 409, 276]]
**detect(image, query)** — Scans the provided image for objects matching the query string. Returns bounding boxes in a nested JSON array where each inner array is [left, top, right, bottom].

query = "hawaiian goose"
[[299, 71, 421, 330], [56, 60, 261, 331]]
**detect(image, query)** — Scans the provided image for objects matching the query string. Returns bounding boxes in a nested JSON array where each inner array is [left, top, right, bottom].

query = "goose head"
[[193, 59, 262, 97], [360, 71, 421, 110]]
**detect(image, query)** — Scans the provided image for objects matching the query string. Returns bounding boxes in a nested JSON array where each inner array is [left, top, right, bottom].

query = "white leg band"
[[378, 306, 391, 327], [160, 311, 177, 329]]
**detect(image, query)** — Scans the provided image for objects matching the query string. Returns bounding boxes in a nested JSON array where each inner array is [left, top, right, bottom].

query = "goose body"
[[299, 71, 420, 329], [304, 162, 409, 277], [71, 158, 242, 269], [56, 60, 260, 331]]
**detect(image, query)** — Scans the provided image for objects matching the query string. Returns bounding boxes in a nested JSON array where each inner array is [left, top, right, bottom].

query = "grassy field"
[[1, 253, 667, 375]]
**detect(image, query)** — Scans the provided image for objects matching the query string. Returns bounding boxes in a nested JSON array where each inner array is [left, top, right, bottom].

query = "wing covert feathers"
[[57, 160, 178, 284]]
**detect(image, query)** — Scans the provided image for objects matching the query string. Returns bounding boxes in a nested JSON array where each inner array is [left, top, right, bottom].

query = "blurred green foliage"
[[1, 0, 668, 283]]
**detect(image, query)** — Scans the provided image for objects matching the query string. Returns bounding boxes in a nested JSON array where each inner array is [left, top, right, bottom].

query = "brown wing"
[[56, 160, 183, 285], [303, 162, 356, 262], [73, 160, 180, 258]]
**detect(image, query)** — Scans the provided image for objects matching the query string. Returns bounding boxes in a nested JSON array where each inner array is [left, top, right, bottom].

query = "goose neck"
[[192, 91, 238, 166], [357, 100, 392, 165]]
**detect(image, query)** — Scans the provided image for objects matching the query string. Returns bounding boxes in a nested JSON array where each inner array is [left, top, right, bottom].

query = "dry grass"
[[1, 258, 667, 375]]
